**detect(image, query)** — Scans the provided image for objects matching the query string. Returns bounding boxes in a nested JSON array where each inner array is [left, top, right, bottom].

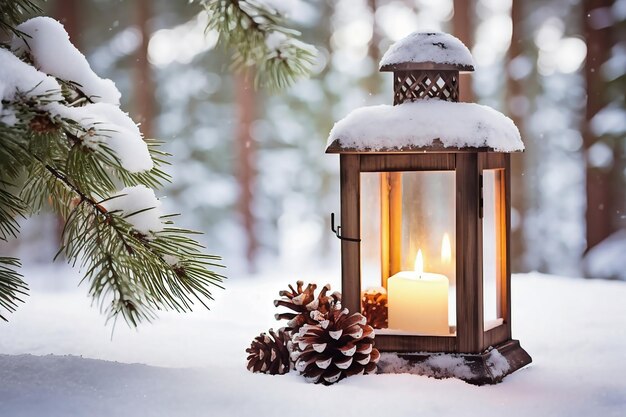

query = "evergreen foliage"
[[0, 0, 38, 38], [201, 0, 317, 90], [0, 1, 225, 325]]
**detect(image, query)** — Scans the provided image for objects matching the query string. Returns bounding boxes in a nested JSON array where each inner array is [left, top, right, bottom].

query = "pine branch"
[[1, 10, 226, 326], [34, 154, 224, 326], [201, 0, 317, 90], [3, 94, 224, 326], [0, 257, 28, 321], [0, 111, 34, 180], [0, 184, 26, 241], [4, 95, 168, 209], [0, 0, 40, 39], [65, 199, 225, 325]]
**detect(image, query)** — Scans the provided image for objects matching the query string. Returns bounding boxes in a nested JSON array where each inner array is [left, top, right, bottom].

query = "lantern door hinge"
[[330, 212, 361, 242], [479, 173, 484, 219]]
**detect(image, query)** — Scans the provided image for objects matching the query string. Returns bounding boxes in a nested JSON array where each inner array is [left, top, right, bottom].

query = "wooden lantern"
[[326, 32, 531, 385]]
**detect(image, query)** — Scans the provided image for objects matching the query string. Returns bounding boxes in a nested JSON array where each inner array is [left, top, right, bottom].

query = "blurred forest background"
[[4, 0, 625, 279]]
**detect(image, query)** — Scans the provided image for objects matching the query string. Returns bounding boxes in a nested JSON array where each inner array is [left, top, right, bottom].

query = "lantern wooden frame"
[[326, 56, 531, 385]]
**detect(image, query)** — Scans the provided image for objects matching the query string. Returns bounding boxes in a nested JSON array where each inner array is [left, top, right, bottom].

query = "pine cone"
[[29, 115, 58, 133], [245, 328, 291, 375], [292, 308, 380, 385], [361, 288, 388, 329], [274, 281, 341, 333]]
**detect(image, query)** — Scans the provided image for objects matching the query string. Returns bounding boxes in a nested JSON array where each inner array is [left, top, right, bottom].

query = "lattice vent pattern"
[[393, 70, 459, 104]]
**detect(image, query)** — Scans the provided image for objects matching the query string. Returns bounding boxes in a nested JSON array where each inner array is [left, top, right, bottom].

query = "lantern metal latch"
[[330, 213, 361, 243]]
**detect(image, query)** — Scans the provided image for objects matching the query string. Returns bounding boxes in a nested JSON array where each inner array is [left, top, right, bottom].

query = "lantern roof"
[[379, 31, 474, 72], [326, 100, 524, 153]]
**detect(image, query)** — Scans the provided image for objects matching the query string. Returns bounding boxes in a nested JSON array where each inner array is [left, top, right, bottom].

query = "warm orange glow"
[[441, 233, 452, 265], [414, 249, 424, 276]]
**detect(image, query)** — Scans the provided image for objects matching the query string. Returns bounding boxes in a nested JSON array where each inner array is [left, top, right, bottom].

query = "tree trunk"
[[583, 0, 614, 251], [235, 72, 258, 272], [452, 0, 474, 102], [54, 0, 80, 45], [365, 0, 382, 96], [134, 0, 154, 138], [507, 0, 527, 271]]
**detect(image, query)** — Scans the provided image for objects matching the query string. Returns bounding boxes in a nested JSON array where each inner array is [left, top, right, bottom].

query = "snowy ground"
[[1, 267, 626, 417]]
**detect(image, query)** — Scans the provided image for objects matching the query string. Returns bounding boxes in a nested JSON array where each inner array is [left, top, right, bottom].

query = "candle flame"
[[441, 233, 452, 264], [414, 249, 424, 276]]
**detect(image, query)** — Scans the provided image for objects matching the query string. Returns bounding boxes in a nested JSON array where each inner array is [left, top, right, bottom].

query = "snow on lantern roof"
[[326, 100, 524, 153], [379, 32, 474, 72]]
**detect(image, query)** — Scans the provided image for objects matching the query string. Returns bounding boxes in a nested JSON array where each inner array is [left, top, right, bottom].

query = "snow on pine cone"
[[291, 308, 380, 385], [274, 281, 341, 333], [246, 328, 291, 375]]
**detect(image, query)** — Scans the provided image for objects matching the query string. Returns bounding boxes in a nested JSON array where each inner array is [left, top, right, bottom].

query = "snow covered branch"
[[0, 13, 224, 325], [200, 0, 317, 89]]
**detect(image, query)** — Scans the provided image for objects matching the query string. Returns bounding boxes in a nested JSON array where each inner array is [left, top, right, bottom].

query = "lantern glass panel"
[[483, 169, 505, 328], [360, 171, 456, 335], [400, 171, 456, 330], [360, 172, 382, 289]]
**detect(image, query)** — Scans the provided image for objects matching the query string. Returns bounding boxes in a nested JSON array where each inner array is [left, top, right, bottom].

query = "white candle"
[[387, 250, 449, 335]]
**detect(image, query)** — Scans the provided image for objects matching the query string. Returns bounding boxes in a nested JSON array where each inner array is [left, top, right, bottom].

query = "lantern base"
[[376, 339, 532, 385]]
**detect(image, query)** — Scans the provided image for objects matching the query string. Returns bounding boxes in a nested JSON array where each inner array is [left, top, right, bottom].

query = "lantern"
[[326, 32, 531, 385]]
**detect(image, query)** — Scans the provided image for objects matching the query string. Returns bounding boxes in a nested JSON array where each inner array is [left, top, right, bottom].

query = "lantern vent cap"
[[326, 99, 524, 154], [379, 31, 474, 72]]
